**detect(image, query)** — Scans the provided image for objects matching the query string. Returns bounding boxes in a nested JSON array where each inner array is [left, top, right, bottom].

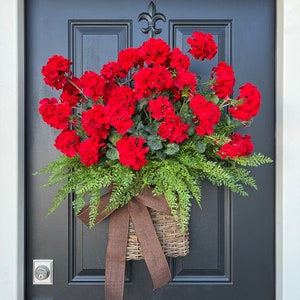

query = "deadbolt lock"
[[33, 259, 53, 285], [35, 265, 50, 281]]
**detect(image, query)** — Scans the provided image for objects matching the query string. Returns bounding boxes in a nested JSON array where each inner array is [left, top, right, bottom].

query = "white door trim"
[[0, 1, 24, 299], [0, 0, 298, 299], [275, 1, 300, 299]]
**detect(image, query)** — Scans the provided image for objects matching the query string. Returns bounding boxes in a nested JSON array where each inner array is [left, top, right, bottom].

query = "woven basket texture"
[[126, 208, 189, 260]]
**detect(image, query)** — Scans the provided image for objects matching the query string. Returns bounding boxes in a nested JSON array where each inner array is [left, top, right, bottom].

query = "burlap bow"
[[77, 188, 172, 300]]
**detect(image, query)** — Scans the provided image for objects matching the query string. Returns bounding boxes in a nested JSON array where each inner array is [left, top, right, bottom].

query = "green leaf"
[[155, 150, 167, 159], [147, 135, 163, 150], [106, 148, 119, 160], [225, 114, 231, 126], [164, 143, 180, 155], [136, 99, 148, 112], [195, 141, 207, 153], [206, 94, 219, 104], [136, 121, 145, 131], [132, 114, 141, 123], [145, 122, 159, 135], [108, 131, 122, 145], [173, 101, 181, 112], [187, 123, 195, 136]]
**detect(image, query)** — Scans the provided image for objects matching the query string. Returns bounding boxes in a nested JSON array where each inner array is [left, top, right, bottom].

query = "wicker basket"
[[126, 208, 189, 260]]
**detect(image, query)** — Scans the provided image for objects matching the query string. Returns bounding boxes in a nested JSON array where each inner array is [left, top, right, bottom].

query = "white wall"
[[0, 0, 299, 299], [0, 0, 24, 299], [276, 1, 300, 299]]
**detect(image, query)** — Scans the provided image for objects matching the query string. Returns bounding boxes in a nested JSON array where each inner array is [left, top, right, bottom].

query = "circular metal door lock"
[[34, 265, 50, 281]]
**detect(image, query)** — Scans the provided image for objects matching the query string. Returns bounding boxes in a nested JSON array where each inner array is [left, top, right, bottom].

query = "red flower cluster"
[[229, 83, 261, 121], [174, 70, 197, 95], [39, 31, 262, 169], [54, 129, 80, 158], [139, 38, 170, 66], [116, 136, 149, 170], [158, 116, 190, 143], [41, 55, 72, 90], [134, 66, 173, 98], [80, 71, 106, 101], [211, 62, 235, 99], [81, 104, 110, 138], [190, 94, 221, 136], [60, 77, 82, 106], [79, 137, 106, 167], [118, 48, 140, 74], [169, 48, 190, 72], [105, 86, 137, 134], [217, 134, 254, 159], [187, 31, 218, 61], [101, 61, 122, 80], [39, 98, 72, 130], [147, 96, 175, 121]]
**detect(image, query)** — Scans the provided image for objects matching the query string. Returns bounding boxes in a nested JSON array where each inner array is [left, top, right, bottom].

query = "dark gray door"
[[26, 0, 275, 299]]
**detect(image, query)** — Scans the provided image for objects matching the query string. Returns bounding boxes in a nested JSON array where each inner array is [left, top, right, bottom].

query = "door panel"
[[26, 1, 275, 299]]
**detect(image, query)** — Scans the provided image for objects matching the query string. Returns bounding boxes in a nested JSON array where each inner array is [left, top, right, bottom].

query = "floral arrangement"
[[37, 31, 272, 229]]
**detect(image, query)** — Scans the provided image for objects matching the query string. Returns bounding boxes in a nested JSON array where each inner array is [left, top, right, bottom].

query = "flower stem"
[[67, 78, 88, 102], [219, 100, 231, 109]]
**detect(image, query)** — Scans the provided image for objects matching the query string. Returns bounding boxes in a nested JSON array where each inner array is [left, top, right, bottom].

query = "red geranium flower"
[[147, 96, 175, 120], [217, 133, 254, 159], [102, 81, 120, 104], [54, 129, 80, 157], [60, 76, 82, 106], [81, 104, 110, 139], [174, 70, 197, 95], [168, 48, 190, 72], [80, 71, 106, 101], [139, 38, 170, 66], [134, 66, 173, 98], [41, 55, 72, 90], [116, 136, 149, 170], [211, 62, 235, 99], [190, 94, 221, 136], [79, 137, 106, 167], [229, 83, 261, 121], [158, 115, 190, 143], [118, 47, 140, 74], [105, 86, 137, 134], [100, 61, 122, 80], [38, 97, 72, 130], [187, 31, 218, 61]]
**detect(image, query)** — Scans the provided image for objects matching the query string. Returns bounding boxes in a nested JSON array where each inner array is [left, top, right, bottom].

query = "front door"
[[26, 0, 275, 299]]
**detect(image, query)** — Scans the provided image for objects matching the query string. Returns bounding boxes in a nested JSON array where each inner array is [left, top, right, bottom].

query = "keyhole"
[[33, 260, 53, 285], [35, 265, 50, 281]]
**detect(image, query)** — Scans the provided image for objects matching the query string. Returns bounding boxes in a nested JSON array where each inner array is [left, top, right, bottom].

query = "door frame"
[[0, 0, 298, 299]]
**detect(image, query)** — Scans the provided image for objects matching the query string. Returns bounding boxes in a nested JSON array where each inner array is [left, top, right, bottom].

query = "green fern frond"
[[104, 163, 137, 211], [36, 140, 273, 231], [175, 142, 252, 196], [141, 159, 200, 229], [88, 190, 101, 228], [228, 168, 257, 190], [72, 192, 86, 215], [233, 153, 273, 167]]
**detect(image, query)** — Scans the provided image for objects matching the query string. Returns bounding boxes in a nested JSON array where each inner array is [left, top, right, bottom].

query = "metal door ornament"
[[138, 1, 166, 37]]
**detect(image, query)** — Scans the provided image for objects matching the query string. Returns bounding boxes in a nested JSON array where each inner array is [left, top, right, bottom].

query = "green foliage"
[[36, 141, 272, 230], [141, 158, 200, 229], [36, 156, 137, 227], [233, 153, 273, 167]]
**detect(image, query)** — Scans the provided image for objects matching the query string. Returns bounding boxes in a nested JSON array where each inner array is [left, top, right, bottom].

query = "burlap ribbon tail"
[[77, 189, 172, 300]]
